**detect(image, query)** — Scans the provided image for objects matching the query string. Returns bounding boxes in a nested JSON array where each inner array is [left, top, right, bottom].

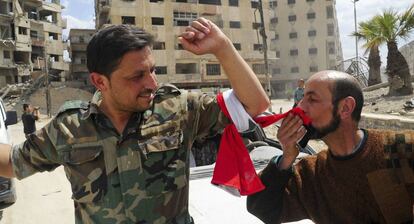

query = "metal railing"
[[342, 57, 369, 87]]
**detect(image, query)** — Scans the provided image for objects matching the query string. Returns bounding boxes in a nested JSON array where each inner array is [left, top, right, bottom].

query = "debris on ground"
[[1, 79, 93, 118], [362, 85, 414, 116], [403, 98, 414, 110]]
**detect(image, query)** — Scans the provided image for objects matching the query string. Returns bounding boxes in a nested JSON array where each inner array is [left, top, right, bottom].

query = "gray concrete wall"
[[360, 113, 414, 131]]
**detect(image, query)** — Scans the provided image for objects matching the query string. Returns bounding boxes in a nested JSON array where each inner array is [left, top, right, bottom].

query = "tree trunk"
[[386, 41, 413, 96], [367, 47, 382, 86]]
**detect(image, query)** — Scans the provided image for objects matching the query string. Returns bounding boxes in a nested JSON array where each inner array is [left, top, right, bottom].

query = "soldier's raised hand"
[[179, 17, 231, 57]]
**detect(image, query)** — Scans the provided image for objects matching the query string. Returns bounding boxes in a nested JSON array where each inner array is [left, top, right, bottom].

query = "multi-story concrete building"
[[68, 29, 95, 85], [93, 0, 342, 97], [268, 0, 343, 97], [95, 0, 276, 93], [0, 0, 69, 87]]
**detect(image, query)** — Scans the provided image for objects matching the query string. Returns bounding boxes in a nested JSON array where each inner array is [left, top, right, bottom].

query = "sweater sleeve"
[[246, 156, 293, 223]]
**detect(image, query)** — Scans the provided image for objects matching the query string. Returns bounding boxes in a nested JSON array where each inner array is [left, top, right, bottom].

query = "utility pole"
[[43, 47, 51, 118], [257, 0, 272, 112], [353, 0, 359, 78]]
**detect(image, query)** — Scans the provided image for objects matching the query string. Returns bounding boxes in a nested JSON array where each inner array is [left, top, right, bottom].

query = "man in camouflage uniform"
[[0, 18, 270, 223]]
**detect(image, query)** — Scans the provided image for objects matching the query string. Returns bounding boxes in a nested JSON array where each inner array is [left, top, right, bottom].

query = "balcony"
[[50, 61, 69, 71], [0, 12, 13, 20], [71, 64, 88, 73], [0, 59, 15, 68], [31, 38, 45, 47], [70, 43, 87, 52], [26, 0, 43, 4]]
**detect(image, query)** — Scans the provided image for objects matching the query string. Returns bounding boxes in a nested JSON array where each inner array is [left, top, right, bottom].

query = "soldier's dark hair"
[[87, 24, 154, 78], [331, 76, 364, 122], [23, 103, 29, 111]]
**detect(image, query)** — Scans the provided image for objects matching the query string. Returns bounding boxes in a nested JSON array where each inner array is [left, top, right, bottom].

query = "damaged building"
[[0, 0, 69, 88], [68, 28, 95, 86], [94, 0, 276, 92], [68, 0, 342, 97]]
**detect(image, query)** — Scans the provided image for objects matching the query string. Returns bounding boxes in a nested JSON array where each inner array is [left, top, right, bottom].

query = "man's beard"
[[309, 107, 341, 139]]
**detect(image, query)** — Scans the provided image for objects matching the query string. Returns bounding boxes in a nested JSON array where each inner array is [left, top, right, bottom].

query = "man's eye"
[[131, 75, 143, 80]]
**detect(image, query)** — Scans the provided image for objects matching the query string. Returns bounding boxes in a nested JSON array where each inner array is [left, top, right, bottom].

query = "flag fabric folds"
[[211, 90, 311, 196]]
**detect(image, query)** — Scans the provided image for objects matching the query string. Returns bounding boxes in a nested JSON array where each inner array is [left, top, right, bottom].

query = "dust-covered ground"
[[362, 85, 414, 116], [5, 86, 93, 118]]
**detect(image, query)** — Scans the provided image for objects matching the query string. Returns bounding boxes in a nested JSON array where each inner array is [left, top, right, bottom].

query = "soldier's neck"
[[99, 102, 132, 135]]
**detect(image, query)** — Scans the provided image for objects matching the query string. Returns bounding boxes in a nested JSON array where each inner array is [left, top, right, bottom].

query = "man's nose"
[[145, 71, 158, 90], [297, 99, 305, 111]]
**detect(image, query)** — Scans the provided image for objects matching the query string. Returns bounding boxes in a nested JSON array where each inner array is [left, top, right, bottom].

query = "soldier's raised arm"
[[179, 17, 270, 117], [0, 144, 14, 178]]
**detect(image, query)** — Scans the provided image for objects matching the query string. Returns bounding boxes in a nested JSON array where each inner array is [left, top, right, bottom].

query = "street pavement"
[[1, 115, 74, 224]]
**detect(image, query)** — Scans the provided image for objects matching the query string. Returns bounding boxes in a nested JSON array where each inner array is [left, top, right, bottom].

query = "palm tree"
[[352, 20, 382, 86], [374, 5, 414, 95]]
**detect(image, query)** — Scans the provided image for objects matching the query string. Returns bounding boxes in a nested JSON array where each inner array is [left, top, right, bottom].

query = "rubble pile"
[[0, 81, 33, 108], [1, 79, 93, 117], [362, 85, 414, 116]]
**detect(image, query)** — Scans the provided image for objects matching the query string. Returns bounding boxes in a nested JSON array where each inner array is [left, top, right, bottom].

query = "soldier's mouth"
[[138, 93, 155, 100]]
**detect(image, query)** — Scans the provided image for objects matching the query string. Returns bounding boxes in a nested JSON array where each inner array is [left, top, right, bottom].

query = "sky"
[[61, 0, 414, 64], [336, 0, 414, 63]]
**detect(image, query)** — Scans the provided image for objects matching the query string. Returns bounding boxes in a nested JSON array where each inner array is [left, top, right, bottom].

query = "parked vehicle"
[[189, 119, 315, 223], [0, 98, 17, 208]]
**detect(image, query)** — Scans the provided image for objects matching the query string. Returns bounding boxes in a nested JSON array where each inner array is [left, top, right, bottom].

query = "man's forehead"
[[305, 79, 332, 97], [120, 48, 154, 66]]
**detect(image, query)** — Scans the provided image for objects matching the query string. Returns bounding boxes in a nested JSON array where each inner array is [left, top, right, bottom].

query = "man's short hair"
[[87, 25, 154, 78], [23, 103, 29, 111], [331, 76, 364, 122]]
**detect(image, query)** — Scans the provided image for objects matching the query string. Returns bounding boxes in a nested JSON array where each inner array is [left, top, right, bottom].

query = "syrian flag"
[[211, 90, 311, 196]]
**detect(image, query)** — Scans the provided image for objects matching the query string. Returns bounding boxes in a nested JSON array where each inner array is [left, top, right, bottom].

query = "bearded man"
[[247, 70, 414, 224]]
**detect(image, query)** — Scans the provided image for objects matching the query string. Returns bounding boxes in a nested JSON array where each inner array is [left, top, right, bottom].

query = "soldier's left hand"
[[179, 17, 230, 56]]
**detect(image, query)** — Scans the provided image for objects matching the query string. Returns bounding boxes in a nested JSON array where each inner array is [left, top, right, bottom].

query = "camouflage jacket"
[[11, 85, 229, 224]]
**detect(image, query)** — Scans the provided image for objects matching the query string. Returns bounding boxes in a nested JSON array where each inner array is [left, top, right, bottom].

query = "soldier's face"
[[106, 47, 158, 112]]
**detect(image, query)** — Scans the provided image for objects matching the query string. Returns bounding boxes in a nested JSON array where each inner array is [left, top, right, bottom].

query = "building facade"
[[95, 0, 275, 92], [268, 0, 343, 97], [68, 29, 95, 85], [0, 0, 69, 88], [93, 0, 342, 97]]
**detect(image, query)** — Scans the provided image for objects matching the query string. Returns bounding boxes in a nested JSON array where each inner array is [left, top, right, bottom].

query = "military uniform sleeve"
[[187, 92, 230, 141], [11, 119, 61, 180]]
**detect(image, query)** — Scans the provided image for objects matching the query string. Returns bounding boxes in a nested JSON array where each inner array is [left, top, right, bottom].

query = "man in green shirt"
[[0, 18, 269, 223], [292, 79, 304, 108]]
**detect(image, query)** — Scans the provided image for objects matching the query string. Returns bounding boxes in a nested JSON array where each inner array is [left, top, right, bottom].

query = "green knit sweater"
[[247, 129, 414, 224]]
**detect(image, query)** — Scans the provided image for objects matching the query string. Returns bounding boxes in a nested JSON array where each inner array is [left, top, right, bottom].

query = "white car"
[[0, 98, 17, 207], [189, 146, 314, 224]]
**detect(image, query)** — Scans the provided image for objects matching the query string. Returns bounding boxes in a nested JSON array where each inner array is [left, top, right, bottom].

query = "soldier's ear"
[[90, 72, 109, 91]]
